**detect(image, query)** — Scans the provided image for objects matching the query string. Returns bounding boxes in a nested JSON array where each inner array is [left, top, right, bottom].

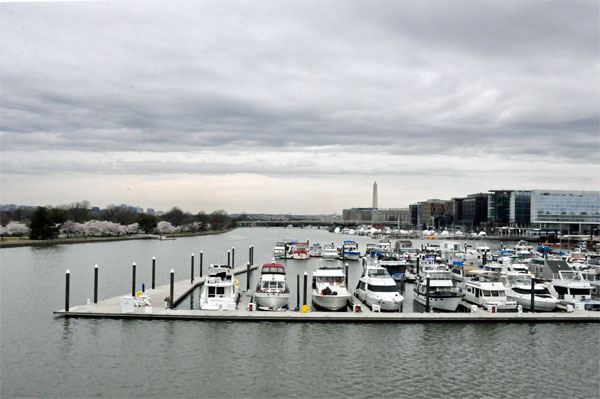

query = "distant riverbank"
[[0, 228, 236, 249]]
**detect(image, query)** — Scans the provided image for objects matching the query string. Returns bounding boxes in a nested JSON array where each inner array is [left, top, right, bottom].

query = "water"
[[1, 228, 599, 398]]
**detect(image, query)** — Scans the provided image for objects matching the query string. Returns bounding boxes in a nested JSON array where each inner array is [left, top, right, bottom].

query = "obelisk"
[[372, 181, 378, 209]]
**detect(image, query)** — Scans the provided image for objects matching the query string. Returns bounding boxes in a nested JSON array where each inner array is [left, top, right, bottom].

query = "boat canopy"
[[261, 264, 285, 274]]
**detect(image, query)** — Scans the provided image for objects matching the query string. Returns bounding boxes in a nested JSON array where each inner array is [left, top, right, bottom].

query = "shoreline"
[[0, 228, 237, 249]]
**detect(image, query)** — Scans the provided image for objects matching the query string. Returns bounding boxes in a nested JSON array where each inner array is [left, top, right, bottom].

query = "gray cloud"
[[1, 1, 598, 180]]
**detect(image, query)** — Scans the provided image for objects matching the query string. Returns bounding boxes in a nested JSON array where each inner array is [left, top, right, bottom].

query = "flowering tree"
[[125, 223, 140, 234], [60, 221, 84, 237], [155, 221, 175, 234], [4, 221, 30, 237]]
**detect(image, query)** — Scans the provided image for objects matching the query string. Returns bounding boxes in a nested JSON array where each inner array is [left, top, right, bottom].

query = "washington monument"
[[372, 181, 378, 209]]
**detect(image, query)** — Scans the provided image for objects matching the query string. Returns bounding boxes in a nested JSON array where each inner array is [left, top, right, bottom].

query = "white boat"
[[548, 270, 596, 310], [339, 240, 360, 261], [311, 264, 351, 311], [200, 265, 240, 310], [273, 242, 287, 258], [254, 263, 290, 310], [502, 273, 558, 311], [377, 239, 392, 251], [354, 265, 403, 311], [322, 243, 339, 260], [292, 246, 310, 260], [413, 266, 461, 312], [309, 243, 323, 257], [461, 272, 517, 311]]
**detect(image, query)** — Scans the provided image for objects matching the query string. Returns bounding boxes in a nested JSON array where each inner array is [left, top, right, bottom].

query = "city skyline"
[[1, 1, 598, 214]]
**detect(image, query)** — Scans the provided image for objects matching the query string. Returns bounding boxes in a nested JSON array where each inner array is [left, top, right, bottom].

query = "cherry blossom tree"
[[155, 221, 175, 234]]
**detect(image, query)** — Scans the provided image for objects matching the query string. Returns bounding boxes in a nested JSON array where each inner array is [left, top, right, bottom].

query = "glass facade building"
[[530, 190, 600, 224], [509, 191, 532, 225]]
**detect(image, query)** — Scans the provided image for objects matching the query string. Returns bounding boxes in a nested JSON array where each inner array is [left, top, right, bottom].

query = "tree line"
[[0, 202, 233, 240]]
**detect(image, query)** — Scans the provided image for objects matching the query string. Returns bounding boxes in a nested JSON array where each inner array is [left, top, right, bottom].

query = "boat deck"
[[53, 264, 600, 323]]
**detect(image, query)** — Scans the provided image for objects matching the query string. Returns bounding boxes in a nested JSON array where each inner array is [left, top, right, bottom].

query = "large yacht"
[[311, 263, 351, 311], [502, 272, 558, 311], [200, 265, 240, 310], [354, 265, 403, 311], [413, 266, 461, 312], [461, 271, 517, 311], [254, 263, 290, 310], [548, 270, 596, 310]]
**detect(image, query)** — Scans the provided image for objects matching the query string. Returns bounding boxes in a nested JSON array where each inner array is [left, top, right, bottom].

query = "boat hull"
[[509, 295, 558, 312], [414, 292, 461, 312], [312, 292, 350, 311], [340, 252, 360, 261], [254, 293, 290, 309], [363, 295, 403, 311]]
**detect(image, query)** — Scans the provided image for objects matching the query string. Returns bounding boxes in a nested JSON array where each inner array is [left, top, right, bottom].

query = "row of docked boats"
[[273, 239, 361, 261], [199, 238, 599, 313]]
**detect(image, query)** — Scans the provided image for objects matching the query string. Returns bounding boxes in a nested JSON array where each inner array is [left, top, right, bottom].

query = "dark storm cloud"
[[1, 0, 598, 173]]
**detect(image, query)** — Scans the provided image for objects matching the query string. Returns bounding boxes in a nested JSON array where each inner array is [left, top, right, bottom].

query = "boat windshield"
[[482, 290, 505, 297], [316, 276, 345, 285], [261, 281, 284, 290], [368, 284, 398, 293], [367, 269, 388, 278], [262, 266, 284, 274]]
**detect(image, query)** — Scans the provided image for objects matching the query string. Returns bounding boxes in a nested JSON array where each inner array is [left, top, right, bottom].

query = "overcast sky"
[[1, 1, 598, 214]]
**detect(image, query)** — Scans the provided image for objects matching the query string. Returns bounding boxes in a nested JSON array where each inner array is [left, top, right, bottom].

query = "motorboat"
[[254, 263, 290, 310], [366, 250, 409, 280], [309, 243, 323, 257], [413, 266, 461, 312], [502, 272, 558, 311], [354, 265, 403, 311], [548, 270, 596, 310], [200, 265, 240, 310], [322, 243, 339, 260], [311, 263, 351, 311], [581, 266, 600, 299], [339, 240, 360, 261], [450, 262, 480, 285], [461, 272, 517, 311], [377, 239, 392, 252], [293, 242, 309, 260], [273, 242, 287, 258]]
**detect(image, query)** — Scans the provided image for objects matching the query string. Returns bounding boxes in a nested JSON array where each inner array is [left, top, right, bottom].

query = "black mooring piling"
[[303, 271, 308, 306], [132, 262, 136, 297], [246, 261, 250, 291], [65, 269, 70, 312], [170, 269, 175, 309], [191, 253, 194, 284], [199, 251, 203, 278], [531, 278, 535, 313], [93, 264, 98, 303], [152, 257, 156, 289], [297, 274, 300, 309]]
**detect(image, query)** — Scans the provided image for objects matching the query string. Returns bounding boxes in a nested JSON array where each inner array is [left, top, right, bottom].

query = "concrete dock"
[[54, 264, 600, 323]]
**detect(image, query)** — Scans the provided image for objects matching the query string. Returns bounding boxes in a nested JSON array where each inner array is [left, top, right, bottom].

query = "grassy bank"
[[0, 228, 236, 249]]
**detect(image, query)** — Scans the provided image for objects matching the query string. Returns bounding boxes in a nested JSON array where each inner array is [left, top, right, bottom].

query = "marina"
[[3, 227, 600, 398], [52, 231, 600, 323]]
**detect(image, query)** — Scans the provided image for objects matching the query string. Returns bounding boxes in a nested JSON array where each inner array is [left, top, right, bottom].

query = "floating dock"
[[54, 264, 600, 323]]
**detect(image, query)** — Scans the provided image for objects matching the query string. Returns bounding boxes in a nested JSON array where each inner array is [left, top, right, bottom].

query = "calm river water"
[[1, 228, 599, 398]]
